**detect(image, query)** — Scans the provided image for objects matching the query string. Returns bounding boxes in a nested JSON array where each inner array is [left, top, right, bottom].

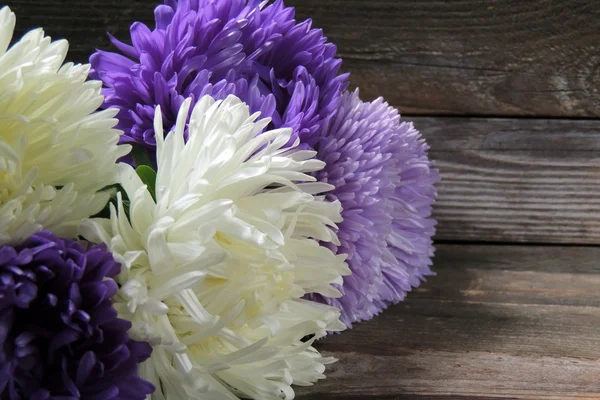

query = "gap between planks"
[[296, 243, 600, 399]]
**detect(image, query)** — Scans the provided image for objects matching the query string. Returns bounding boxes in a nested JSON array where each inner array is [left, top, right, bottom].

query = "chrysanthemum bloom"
[[82, 95, 349, 399], [306, 90, 439, 327], [90, 0, 347, 162], [0, 231, 154, 399], [0, 6, 129, 246]]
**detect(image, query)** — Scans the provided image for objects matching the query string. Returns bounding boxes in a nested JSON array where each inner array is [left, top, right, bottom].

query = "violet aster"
[[0, 231, 155, 399], [90, 0, 348, 163], [307, 90, 439, 327]]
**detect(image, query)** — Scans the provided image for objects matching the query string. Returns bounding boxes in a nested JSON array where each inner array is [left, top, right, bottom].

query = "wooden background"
[[8, 0, 600, 398]]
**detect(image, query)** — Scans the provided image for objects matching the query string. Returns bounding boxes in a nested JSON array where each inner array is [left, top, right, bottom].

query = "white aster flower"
[[0, 6, 129, 245], [82, 94, 350, 400]]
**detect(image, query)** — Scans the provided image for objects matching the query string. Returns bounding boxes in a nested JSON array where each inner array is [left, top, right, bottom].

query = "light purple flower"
[[91, 0, 348, 163], [306, 90, 439, 327]]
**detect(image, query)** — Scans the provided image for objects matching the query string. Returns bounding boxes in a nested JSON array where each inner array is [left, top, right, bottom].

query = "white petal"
[[0, 9, 126, 245], [82, 94, 348, 400]]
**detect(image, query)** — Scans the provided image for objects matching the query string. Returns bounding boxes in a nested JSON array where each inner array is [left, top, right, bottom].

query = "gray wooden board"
[[287, 0, 600, 117], [414, 117, 600, 244], [296, 243, 600, 399], [9, 0, 155, 63], [11, 0, 600, 117]]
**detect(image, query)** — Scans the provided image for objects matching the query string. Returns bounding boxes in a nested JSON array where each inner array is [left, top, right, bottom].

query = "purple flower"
[[0, 231, 154, 400], [91, 0, 348, 163], [307, 90, 439, 327]]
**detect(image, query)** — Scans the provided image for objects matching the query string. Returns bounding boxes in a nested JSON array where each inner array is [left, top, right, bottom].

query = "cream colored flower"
[[82, 94, 350, 400], [0, 6, 129, 245]]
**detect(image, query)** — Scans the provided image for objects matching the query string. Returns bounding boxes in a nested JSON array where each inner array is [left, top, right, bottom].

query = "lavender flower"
[[91, 0, 348, 163], [0, 231, 154, 400], [307, 90, 439, 327]]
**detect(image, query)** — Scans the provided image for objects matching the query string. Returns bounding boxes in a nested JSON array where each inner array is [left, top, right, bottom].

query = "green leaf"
[[131, 145, 153, 168], [91, 183, 130, 219], [136, 165, 157, 201]]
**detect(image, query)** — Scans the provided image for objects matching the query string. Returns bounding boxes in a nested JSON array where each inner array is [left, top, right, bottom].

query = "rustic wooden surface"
[[12, 0, 600, 118], [7, 0, 600, 399], [288, 0, 600, 117], [9, 0, 156, 63], [298, 244, 600, 399], [417, 117, 600, 244]]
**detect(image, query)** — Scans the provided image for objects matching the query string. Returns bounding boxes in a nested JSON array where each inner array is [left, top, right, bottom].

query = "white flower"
[[82, 94, 350, 400], [0, 6, 129, 245]]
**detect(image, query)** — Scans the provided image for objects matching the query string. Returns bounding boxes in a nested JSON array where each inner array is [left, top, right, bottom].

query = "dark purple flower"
[[307, 90, 439, 327], [0, 231, 154, 400], [91, 0, 348, 163]]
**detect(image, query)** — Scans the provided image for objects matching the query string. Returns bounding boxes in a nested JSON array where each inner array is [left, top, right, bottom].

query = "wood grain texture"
[[415, 116, 600, 244], [286, 0, 600, 117], [9, 0, 156, 63], [9, 0, 600, 117], [296, 244, 600, 399]]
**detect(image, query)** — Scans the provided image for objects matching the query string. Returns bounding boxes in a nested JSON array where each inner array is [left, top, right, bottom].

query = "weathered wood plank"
[[296, 244, 600, 399], [11, 0, 600, 117], [414, 117, 600, 244], [9, 0, 155, 63], [298, 351, 600, 399], [433, 243, 600, 274], [312, 249, 600, 360], [288, 0, 600, 117]]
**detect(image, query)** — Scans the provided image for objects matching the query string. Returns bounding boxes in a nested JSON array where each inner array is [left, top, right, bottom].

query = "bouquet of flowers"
[[0, 1, 438, 399]]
